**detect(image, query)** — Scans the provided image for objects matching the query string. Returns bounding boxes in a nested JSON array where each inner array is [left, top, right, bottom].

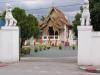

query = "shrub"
[[21, 47, 31, 55], [45, 44, 49, 49], [42, 45, 47, 50], [58, 44, 63, 50], [71, 45, 76, 50], [39, 45, 42, 51], [47, 45, 50, 49], [34, 46, 38, 52]]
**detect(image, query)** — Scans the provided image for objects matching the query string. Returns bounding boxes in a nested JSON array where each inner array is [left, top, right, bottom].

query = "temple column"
[[64, 25, 67, 42]]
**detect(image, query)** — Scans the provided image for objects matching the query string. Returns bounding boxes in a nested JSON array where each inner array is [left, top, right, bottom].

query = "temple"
[[39, 7, 73, 46]]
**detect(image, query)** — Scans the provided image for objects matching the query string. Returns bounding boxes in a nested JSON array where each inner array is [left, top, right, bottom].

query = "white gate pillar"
[[0, 27, 19, 62], [78, 26, 92, 65]]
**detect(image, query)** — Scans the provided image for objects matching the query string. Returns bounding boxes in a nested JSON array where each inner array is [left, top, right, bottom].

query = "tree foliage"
[[89, 0, 100, 31], [12, 8, 40, 44], [72, 13, 81, 36], [73, 0, 100, 36]]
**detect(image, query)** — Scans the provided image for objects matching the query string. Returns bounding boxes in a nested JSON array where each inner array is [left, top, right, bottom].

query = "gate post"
[[78, 26, 92, 65], [0, 26, 19, 62]]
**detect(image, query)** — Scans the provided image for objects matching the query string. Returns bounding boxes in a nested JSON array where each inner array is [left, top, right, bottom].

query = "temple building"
[[39, 7, 73, 46]]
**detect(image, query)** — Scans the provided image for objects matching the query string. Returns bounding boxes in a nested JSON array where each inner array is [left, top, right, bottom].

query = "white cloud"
[[16, 0, 52, 9], [64, 10, 81, 23], [64, 10, 80, 17], [22, 0, 48, 6], [0, 0, 83, 23], [11, 0, 83, 9]]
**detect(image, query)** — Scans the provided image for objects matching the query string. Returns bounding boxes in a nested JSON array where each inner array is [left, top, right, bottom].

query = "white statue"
[[81, 0, 91, 26], [5, 3, 17, 26]]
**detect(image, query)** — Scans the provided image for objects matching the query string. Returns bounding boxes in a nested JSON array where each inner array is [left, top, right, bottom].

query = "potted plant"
[[43, 45, 47, 50], [39, 45, 42, 51], [34, 45, 38, 52], [47, 45, 50, 49], [21, 47, 31, 56], [72, 45, 75, 50], [46, 44, 51, 50], [58, 44, 62, 50]]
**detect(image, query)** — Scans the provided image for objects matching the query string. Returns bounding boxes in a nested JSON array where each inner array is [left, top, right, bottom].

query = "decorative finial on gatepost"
[[5, 1, 17, 26], [81, 0, 91, 26]]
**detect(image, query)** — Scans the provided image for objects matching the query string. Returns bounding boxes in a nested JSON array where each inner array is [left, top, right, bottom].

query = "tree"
[[72, 13, 81, 36], [89, 0, 100, 31], [73, 0, 100, 35], [0, 12, 5, 27], [12, 8, 40, 46], [72, 6, 83, 37]]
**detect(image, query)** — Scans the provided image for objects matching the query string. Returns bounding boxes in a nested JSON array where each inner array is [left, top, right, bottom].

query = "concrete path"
[[29, 47, 77, 58], [0, 47, 99, 75], [0, 57, 99, 75]]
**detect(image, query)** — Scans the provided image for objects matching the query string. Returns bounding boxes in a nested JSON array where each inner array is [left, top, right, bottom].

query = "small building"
[[39, 7, 72, 46]]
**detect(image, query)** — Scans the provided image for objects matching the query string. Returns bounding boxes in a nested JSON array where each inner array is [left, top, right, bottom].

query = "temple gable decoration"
[[39, 7, 72, 46]]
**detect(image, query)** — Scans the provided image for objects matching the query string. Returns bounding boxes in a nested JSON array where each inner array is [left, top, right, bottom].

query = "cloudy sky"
[[0, 0, 84, 23]]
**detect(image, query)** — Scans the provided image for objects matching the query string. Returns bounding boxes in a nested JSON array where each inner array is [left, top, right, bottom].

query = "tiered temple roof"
[[39, 7, 72, 34]]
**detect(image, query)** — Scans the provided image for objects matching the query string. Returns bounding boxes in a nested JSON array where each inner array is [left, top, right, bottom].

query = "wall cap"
[[78, 26, 92, 31]]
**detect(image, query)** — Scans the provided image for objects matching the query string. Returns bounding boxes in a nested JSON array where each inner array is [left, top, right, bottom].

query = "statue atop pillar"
[[5, 3, 17, 26], [81, 0, 91, 26]]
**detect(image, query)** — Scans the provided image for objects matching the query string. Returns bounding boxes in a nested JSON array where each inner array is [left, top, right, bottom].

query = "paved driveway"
[[0, 47, 99, 75], [29, 47, 77, 58], [0, 57, 99, 75]]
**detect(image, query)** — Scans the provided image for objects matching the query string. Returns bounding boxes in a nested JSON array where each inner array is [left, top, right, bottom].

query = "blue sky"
[[0, 0, 84, 23]]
